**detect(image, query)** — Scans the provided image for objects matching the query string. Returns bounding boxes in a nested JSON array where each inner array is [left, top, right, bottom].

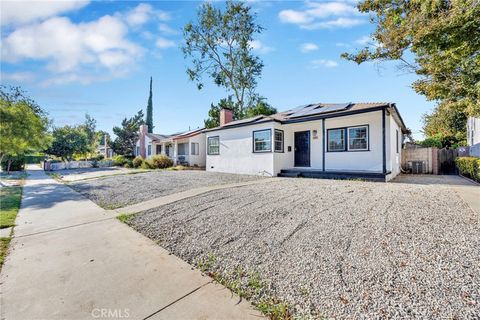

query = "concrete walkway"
[[114, 178, 281, 215], [0, 167, 262, 320]]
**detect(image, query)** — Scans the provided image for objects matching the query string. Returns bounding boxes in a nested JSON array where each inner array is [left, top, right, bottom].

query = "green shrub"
[[150, 155, 173, 169], [123, 159, 133, 168], [132, 156, 143, 168], [24, 154, 45, 164], [141, 159, 153, 169], [455, 157, 480, 182], [1, 156, 26, 172], [113, 155, 128, 166]]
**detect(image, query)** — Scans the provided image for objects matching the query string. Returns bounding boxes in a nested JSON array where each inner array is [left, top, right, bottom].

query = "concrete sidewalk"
[[0, 167, 262, 320]]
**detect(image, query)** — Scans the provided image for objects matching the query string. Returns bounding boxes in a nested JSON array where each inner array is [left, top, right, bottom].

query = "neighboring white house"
[[467, 117, 480, 157], [135, 125, 206, 167], [204, 103, 408, 181]]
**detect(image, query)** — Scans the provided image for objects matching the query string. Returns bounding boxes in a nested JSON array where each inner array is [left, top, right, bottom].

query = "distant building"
[[467, 117, 480, 157]]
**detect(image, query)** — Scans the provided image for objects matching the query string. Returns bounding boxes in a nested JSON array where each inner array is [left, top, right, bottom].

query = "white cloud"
[[279, 10, 313, 24], [0, 0, 90, 26], [249, 40, 274, 54], [355, 35, 371, 45], [125, 3, 153, 26], [2, 15, 143, 76], [279, 1, 365, 30], [123, 3, 170, 27], [311, 59, 339, 68], [155, 37, 175, 49], [355, 35, 379, 47], [1, 71, 36, 82], [300, 42, 319, 53], [158, 23, 179, 35]]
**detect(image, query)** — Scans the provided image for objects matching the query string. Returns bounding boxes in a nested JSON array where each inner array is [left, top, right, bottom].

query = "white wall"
[[206, 123, 275, 176], [273, 120, 324, 174], [187, 133, 206, 167], [467, 117, 480, 146], [135, 136, 153, 158], [324, 111, 383, 172], [387, 113, 402, 180]]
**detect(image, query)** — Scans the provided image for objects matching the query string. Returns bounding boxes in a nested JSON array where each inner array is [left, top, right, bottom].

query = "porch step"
[[278, 169, 388, 182], [277, 171, 301, 178]]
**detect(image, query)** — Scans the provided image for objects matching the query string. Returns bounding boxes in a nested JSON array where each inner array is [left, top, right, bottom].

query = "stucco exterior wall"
[[205, 123, 275, 176], [323, 111, 383, 172], [186, 133, 206, 167], [273, 120, 324, 174], [135, 136, 153, 158], [387, 113, 402, 179]]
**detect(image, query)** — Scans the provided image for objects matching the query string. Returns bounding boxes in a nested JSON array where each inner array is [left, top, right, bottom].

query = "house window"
[[396, 130, 399, 153], [191, 142, 199, 155], [327, 128, 345, 151], [147, 145, 152, 156], [156, 144, 162, 154], [253, 129, 272, 153], [274, 129, 284, 152], [178, 143, 188, 156], [348, 126, 368, 151], [208, 136, 220, 155], [136, 146, 140, 156]]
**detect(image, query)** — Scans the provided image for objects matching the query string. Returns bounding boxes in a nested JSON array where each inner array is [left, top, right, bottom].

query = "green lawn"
[[0, 186, 22, 228], [0, 186, 22, 270]]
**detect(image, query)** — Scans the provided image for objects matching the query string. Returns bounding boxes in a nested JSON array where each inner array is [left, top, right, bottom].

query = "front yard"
[[124, 177, 479, 318], [69, 170, 265, 209]]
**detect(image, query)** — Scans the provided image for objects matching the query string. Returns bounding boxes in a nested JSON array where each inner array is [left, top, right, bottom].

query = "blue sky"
[[1, 0, 433, 139]]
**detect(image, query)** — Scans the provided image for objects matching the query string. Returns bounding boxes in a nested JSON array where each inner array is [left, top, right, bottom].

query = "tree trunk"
[[7, 159, 12, 174]]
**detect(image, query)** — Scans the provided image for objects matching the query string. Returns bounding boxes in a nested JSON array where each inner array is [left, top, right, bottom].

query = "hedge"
[[1, 156, 26, 172], [455, 157, 480, 183]]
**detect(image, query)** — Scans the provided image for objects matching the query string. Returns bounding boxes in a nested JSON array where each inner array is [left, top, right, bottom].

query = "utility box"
[[409, 161, 425, 174]]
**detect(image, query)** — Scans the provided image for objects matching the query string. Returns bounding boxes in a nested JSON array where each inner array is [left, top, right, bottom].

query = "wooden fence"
[[402, 147, 458, 175]]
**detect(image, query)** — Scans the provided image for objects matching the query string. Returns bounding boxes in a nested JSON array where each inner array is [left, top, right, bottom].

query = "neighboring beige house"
[[204, 102, 408, 181], [135, 125, 206, 167]]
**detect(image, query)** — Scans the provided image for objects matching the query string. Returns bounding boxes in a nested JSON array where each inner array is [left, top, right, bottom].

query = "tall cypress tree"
[[146, 77, 153, 133]]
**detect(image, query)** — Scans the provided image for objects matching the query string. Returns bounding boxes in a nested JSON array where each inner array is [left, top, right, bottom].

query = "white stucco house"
[[204, 103, 409, 181], [467, 117, 480, 157], [135, 125, 206, 167]]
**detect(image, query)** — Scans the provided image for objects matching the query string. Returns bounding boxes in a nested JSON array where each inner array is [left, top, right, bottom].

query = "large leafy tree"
[[46, 126, 89, 161], [79, 113, 99, 156], [0, 86, 50, 170], [183, 0, 264, 116], [204, 96, 277, 128], [342, 0, 480, 143], [111, 110, 145, 157]]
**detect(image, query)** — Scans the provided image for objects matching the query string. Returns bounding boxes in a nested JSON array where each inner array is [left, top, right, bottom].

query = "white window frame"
[[177, 143, 189, 156], [207, 136, 220, 155], [253, 129, 272, 153], [274, 129, 284, 153], [327, 128, 346, 152], [347, 125, 369, 151], [147, 144, 152, 156], [191, 142, 199, 155]]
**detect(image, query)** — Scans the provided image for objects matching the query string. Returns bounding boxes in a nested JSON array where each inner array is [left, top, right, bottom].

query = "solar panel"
[[287, 103, 351, 118]]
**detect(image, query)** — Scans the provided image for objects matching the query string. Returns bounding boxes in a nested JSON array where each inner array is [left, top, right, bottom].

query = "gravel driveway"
[[129, 177, 479, 319], [70, 170, 265, 209]]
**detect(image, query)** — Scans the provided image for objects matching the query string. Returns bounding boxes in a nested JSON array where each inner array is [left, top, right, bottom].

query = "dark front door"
[[294, 131, 310, 167]]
